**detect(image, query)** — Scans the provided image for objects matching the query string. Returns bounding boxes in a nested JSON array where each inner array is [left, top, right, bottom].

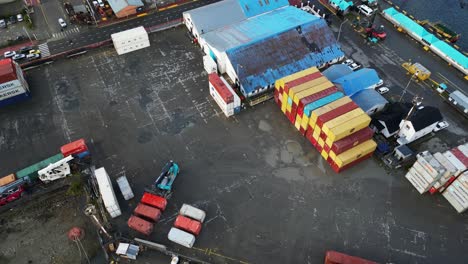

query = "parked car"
[[26, 53, 41, 60], [376, 79, 384, 87], [58, 18, 67, 28], [343, 59, 361, 71], [13, 54, 26, 61], [17, 14, 24, 22], [0, 185, 25, 206], [0, 19, 6, 28], [19, 46, 33, 54], [29, 49, 41, 54], [97, 0, 105, 7], [365, 25, 387, 40], [433, 121, 449, 132], [377, 87, 389, 94], [357, 4, 374, 17], [4, 51, 16, 58]]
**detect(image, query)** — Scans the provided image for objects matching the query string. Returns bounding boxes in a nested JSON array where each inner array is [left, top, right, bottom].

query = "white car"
[[433, 121, 449, 132], [58, 18, 67, 28], [26, 53, 41, 60], [357, 4, 375, 17], [17, 14, 23, 22], [343, 59, 361, 71], [4, 51, 16, 58], [376, 79, 384, 87], [377, 87, 389, 94], [97, 0, 105, 7], [12, 54, 26, 61]]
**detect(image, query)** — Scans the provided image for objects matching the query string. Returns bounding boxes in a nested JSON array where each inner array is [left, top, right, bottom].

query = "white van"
[[357, 5, 374, 17], [168, 228, 195, 248], [116, 175, 134, 200], [179, 204, 206, 223]]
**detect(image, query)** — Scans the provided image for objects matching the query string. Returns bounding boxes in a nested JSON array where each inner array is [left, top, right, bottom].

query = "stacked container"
[[128, 192, 167, 235], [443, 171, 468, 213], [274, 68, 376, 173], [405, 151, 448, 194], [0, 58, 30, 107], [208, 73, 241, 117], [169, 204, 206, 248]]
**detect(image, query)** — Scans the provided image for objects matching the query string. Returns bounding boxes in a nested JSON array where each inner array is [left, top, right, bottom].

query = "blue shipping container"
[[303, 92, 344, 117]]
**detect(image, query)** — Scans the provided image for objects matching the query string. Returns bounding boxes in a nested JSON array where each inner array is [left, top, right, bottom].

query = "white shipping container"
[[179, 204, 206, 223], [220, 76, 241, 109], [433, 152, 457, 186], [442, 188, 467, 213], [443, 151, 467, 173], [209, 83, 234, 117], [405, 171, 426, 194], [443, 173, 468, 213], [95, 167, 122, 218], [112, 26, 150, 55], [0, 79, 21, 91], [0, 85, 27, 101], [168, 227, 196, 248], [116, 175, 134, 200], [458, 144, 468, 157], [412, 161, 437, 185], [416, 151, 446, 179], [409, 167, 432, 193], [203, 55, 217, 74]]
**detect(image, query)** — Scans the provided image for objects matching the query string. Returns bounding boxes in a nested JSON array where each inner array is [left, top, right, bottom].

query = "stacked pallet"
[[274, 67, 377, 173]]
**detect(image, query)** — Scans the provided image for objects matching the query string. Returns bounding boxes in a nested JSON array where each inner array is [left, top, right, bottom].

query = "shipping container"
[[310, 97, 352, 127], [325, 114, 372, 144], [0, 174, 16, 187], [0, 59, 30, 107], [111, 27, 150, 55], [333, 140, 377, 168], [302, 92, 344, 121], [141, 192, 167, 211], [174, 215, 202, 236], [331, 152, 373, 173], [95, 167, 122, 218], [443, 151, 467, 172], [203, 55, 217, 74], [297, 87, 338, 116], [433, 152, 458, 188], [16, 153, 65, 182], [61, 139, 88, 157], [407, 167, 431, 194], [275, 67, 318, 90], [134, 203, 161, 222], [326, 127, 374, 155], [416, 151, 447, 179], [324, 250, 378, 264], [412, 161, 438, 187], [116, 175, 134, 200], [128, 215, 154, 235], [315, 102, 359, 128], [179, 204, 206, 222], [289, 77, 329, 100], [293, 80, 333, 106], [442, 172, 468, 213], [283, 71, 322, 95], [321, 108, 364, 136], [168, 227, 196, 248], [209, 73, 234, 104], [451, 147, 468, 166]]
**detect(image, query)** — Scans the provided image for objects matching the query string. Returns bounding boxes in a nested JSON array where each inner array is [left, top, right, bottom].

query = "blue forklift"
[[147, 160, 180, 198]]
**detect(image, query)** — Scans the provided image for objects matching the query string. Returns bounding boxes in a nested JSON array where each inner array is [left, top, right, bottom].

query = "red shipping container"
[[330, 153, 373, 173], [305, 125, 315, 144], [451, 148, 468, 166], [0, 59, 19, 84], [208, 73, 233, 104], [324, 251, 377, 264], [274, 90, 279, 106], [134, 203, 161, 222], [128, 215, 154, 236], [325, 127, 374, 154], [316, 102, 358, 128], [316, 142, 324, 153], [283, 71, 323, 95], [174, 215, 202, 236], [141, 193, 167, 211], [61, 139, 88, 157], [297, 86, 338, 116]]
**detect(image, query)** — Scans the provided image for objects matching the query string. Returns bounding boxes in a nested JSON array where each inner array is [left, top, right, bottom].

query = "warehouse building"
[[333, 68, 382, 96], [351, 89, 388, 115], [184, 0, 344, 98], [322, 64, 353, 82]]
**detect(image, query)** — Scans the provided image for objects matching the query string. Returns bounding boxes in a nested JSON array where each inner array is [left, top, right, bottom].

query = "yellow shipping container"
[[293, 81, 333, 105], [300, 115, 310, 131], [317, 137, 325, 147], [321, 150, 329, 160], [321, 108, 364, 136], [295, 115, 302, 130], [288, 77, 328, 100], [309, 97, 352, 126], [281, 92, 288, 113], [286, 102, 292, 112], [275, 67, 318, 90], [313, 127, 321, 140], [325, 114, 372, 145], [334, 140, 377, 168]]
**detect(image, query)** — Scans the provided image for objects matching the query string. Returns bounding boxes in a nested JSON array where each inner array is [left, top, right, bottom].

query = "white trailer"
[[111, 26, 150, 55], [116, 175, 134, 200], [179, 204, 206, 223], [168, 227, 195, 248], [95, 167, 121, 218]]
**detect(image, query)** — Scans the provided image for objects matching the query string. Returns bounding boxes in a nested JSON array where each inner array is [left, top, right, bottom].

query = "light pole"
[[337, 19, 348, 42], [236, 64, 244, 87], [399, 71, 419, 102]]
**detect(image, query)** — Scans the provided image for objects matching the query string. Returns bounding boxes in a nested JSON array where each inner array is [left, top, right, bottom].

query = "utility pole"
[[399, 71, 419, 102], [337, 19, 348, 42]]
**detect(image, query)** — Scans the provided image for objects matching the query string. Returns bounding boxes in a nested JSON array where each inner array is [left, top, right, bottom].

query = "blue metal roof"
[[431, 40, 468, 69], [351, 89, 388, 113], [322, 64, 353, 82], [226, 19, 344, 96], [183, 0, 246, 34], [107, 0, 143, 14], [333, 68, 381, 96], [422, 34, 440, 44], [329, 0, 353, 11], [238, 0, 289, 18], [203, 6, 319, 52]]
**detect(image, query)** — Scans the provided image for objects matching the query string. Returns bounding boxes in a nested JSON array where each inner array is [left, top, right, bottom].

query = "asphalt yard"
[[1, 27, 467, 263]]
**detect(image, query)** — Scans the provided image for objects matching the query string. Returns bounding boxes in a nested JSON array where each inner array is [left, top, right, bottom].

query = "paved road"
[[45, 0, 219, 54]]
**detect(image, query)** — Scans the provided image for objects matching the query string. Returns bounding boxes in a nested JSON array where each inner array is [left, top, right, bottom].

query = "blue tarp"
[[351, 89, 388, 113], [333, 68, 381, 96], [322, 64, 353, 82]]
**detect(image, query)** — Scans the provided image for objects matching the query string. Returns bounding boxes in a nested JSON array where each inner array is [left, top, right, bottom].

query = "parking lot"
[[1, 26, 468, 263]]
